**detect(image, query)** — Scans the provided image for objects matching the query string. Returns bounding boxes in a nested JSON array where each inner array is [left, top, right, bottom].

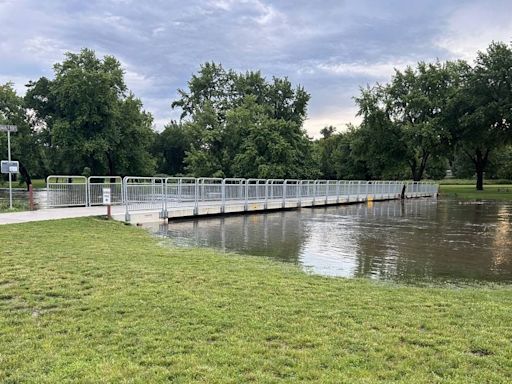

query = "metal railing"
[[47, 175, 88, 207], [122, 178, 438, 220], [88, 176, 123, 206], [46, 176, 439, 214]]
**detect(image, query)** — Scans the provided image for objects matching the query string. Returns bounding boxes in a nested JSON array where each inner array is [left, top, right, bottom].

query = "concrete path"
[[0, 206, 125, 225]]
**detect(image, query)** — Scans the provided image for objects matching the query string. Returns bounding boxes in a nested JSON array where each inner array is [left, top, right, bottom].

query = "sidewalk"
[[0, 206, 126, 225]]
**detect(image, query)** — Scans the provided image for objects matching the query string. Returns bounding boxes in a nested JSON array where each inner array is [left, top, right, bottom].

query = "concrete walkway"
[[0, 206, 125, 225]]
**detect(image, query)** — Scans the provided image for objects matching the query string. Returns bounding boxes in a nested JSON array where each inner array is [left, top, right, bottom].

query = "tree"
[[172, 63, 315, 179], [0, 82, 44, 189], [25, 48, 156, 176], [355, 61, 463, 181], [152, 121, 190, 176], [448, 42, 512, 190]]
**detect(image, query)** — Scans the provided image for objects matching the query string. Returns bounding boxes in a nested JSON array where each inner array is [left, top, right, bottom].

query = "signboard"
[[102, 187, 111, 205], [0, 125, 18, 132], [1, 160, 19, 174]]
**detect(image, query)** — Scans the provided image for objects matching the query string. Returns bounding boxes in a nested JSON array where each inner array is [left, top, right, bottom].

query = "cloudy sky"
[[1, 0, 511, 137]]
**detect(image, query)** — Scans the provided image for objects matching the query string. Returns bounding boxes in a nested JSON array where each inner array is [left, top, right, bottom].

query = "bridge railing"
[[46, 175, 88, 207], [88, 176, 123, 206], [46, 177, 438, 214]]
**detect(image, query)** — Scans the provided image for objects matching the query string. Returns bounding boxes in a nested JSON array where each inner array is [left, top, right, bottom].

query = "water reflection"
[[147, 199, 512, 282]]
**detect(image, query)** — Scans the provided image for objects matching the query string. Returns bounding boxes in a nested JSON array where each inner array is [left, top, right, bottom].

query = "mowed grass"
[[1, 219, 512, 383], [440, 184, 512, 200]]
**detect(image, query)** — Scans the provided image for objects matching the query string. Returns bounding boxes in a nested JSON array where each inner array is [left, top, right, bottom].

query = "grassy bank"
[[0, 200, 29, 213], [440, 184, 512, 200], [438, 179, 512, 185], [1, 218, 511, 383]]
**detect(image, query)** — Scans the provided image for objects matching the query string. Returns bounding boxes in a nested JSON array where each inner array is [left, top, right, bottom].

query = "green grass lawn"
[[440, 184, 512, 200], [1, 218, 512, 383], [28, 178, 47, 189]]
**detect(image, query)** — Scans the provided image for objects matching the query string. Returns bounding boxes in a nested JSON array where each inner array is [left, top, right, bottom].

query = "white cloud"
[[316, 60, 416, 80], [436, 1, 512, 60]]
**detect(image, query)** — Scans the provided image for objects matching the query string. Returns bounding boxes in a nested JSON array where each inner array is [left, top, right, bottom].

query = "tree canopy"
[[25, 48, 155, 177]]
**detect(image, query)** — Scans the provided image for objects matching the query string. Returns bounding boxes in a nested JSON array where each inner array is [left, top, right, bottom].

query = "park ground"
[[439, 180, 512, 201], [1, 218, 512, 383]]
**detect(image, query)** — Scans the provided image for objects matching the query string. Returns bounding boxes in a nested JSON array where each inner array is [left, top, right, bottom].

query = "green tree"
[[0, 82, 43, 188], [447, 42, 512, 190], [152, 121, 190, 176], [172, 63, 315, 179], [25, 48, 156, 176], [355, 61, 463, 181]]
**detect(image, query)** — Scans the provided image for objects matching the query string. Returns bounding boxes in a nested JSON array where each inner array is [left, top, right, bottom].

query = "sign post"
[[102, 187, 112, 219], [0, 125, 17, 209]]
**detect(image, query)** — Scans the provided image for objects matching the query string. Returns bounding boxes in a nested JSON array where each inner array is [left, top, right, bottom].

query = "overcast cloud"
[[1, 0, 512, 136]]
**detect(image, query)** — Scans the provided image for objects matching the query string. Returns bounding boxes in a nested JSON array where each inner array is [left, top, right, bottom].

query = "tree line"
[[1, 43, 511, 190]]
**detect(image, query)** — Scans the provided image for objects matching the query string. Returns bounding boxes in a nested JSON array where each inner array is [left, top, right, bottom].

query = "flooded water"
[[147, 199, 512, 282], [0, 188, 47, 208]]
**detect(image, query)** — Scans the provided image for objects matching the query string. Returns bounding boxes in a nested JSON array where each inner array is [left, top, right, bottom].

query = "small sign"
[[0, 125, 17, 132], [102, 188, 111, 205], [1, 160, 19, 174]]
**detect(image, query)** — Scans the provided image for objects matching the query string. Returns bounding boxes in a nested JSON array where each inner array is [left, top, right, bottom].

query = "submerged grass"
[[440, 184, 512, 201], [1, 218, 511, 383], [0, 200, 29, 213]]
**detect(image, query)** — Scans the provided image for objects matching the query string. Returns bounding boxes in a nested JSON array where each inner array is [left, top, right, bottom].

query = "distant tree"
[[447, 42, 512, 190], [152, 121, 190, 176], [25, 48, 156, 176], [355, 61, 464, 181], [0, 82, 44, 189], [172, 62, 316, 178], [320, 126, 336, 139]]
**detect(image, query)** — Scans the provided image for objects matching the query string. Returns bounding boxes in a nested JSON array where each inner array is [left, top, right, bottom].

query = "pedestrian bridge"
[[47, 176, 439, 224]]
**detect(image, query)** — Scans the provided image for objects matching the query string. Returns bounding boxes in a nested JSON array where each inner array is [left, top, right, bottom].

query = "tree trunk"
[[417, 152, 430, 182], [18, 162, 32, 191], [476, 167, 484, 191], [469, 148, 489, 191], [409, 160, 420, 181], [106, 152, 115, 176]]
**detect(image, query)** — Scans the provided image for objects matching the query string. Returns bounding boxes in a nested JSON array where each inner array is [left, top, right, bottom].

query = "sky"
[[1, 0, 512, 137]]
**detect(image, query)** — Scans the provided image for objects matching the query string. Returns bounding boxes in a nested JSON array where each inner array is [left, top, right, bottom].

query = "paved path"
[[0, 206, 125, 225]]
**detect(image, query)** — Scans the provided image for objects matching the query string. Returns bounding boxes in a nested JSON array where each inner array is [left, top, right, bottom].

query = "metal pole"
[[7, 130, 12, 209]]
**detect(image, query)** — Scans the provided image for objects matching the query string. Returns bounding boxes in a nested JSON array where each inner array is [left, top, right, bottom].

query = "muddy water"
[[147, 199, 512, 282], [0, 188, 47, 208]]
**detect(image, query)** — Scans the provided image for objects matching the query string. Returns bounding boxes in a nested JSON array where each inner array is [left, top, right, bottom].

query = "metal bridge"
[[46, 176, 439, 223]]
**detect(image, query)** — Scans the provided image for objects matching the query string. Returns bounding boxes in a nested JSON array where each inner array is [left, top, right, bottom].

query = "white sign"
[[0, 125, 17, 132], [102, 188, 111, 205], [1, 160, 18, 174]]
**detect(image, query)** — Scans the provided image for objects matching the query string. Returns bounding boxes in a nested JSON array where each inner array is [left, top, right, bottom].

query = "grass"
[[440, 184, 512, 201], [438, 179, 512, 185], [0, 200, 29, 213], [28, 178, 46, 189], [0, 218, 511, 383]]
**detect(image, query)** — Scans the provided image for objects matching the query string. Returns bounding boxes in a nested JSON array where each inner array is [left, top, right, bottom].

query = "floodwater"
[[0, 188, 47, 208], [149, 198, 512, 282]]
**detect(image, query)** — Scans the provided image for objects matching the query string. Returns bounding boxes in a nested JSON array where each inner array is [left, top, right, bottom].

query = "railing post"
[[282, 180, 287, 209], [244, 180, 249, 211], [264, 180, 269, 210], [221, 179, 226, 213], [193, 179, 199, 215], [123, 177, 130, 222]]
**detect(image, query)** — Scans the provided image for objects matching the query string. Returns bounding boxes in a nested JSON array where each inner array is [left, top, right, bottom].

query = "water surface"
[[147, 199, 512, 282]]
